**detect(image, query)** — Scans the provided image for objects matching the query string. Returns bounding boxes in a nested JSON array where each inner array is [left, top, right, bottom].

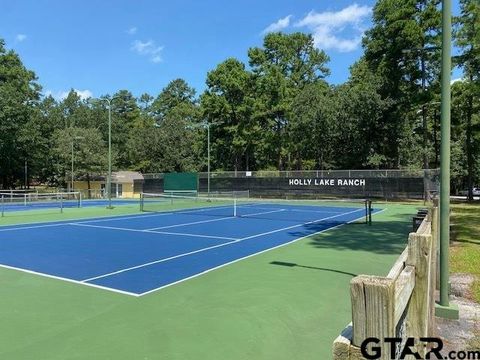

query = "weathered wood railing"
[[332, 206, 438, 360]]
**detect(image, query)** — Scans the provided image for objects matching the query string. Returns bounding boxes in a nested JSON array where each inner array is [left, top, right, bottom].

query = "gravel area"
[[436, 273, 480, 353]]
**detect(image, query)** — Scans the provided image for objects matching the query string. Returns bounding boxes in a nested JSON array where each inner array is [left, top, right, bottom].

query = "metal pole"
[[420, 54, 429, 203], [207, 123, 210, 196], [439, 0, 452, 308], [89, 96, 117, 208], [107, 100, 113, 209], [71, 140, 74, 192], [421, 56, 428, 171], [434, 108, 439, 166], [24, 160, 27, 189]]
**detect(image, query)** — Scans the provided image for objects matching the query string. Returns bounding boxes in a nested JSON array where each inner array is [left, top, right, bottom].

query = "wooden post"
[[364, 277, 395, 360], [350, 276, 368, 346], [406, 231, 433, 356], [350, 276, 395, 360], [333, 210, 437, 360]]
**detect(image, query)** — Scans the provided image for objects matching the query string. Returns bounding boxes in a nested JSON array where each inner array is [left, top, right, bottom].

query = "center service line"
[[80, 208, 362, 284]]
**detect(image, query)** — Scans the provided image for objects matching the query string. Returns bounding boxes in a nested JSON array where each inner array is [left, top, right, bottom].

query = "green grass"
[[0, 203, 418, 360], [451, 202, 480, 302]]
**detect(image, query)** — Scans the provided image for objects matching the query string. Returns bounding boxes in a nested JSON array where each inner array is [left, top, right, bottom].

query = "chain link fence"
[[138, 169, 439, 200]]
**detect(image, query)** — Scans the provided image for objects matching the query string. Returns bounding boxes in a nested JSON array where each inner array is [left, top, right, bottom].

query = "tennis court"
[[0, 191, 137, 213], [0, 195, 376, 296]]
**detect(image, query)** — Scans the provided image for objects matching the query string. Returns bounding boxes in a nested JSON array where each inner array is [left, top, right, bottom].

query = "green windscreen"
[[164, 172, 198, 191]]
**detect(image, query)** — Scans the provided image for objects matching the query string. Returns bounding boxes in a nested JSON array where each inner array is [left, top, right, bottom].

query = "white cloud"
[[15, 34, 27, 42], [151, 55, 162, 63], [71, 89, 93, 100], [294, 4, 372, 52], [263, 15, 292, 34], [131, 39, 164, 63], [126, 26, 137, 35], [45, 89, 93, 101], [451, 78, 464, 85]]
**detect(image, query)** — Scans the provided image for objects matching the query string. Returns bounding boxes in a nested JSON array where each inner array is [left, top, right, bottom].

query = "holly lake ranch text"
[[288, 178, 366, 186]]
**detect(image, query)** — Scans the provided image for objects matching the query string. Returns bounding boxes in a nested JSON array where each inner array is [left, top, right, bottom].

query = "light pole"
[[186, 120, 216, 196], [89, 96, 120, 209], [207, 122, 211, 195], [71, 136, 84, 192], [24, 160, 28, 189], [435, 0, 458, 319]]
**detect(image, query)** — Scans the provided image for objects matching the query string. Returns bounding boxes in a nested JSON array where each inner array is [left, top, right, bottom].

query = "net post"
[[78, 192, 82, 208], [140, 193, 144, 212], [365, 200, 368, 224], [1, 195, 4, 217], [60, 193, 63, 213], [368, 200, 373, 225], [234, 198, 237, 217], [24, 193, 27, 207]]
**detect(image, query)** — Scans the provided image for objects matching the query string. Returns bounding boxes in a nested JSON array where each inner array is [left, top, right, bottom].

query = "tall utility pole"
[[71, 136, 84, 192], [436, 0, 459, 319], [207, 122, 211, 196], [71, 141, 74, 191], [89, 96, 119, 209], [420, 55, 428, 171], [186, 121, 214, 196], [107, 101, 113, 208], [24, 160, 28, 189]]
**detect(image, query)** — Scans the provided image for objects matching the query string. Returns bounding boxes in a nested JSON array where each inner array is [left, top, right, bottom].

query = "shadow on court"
[[287, 217, 413, 256], [270, 261, 357, 277]]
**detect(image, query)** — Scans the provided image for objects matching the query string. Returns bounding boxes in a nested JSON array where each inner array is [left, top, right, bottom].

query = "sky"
[[0, 0, 462, 100]]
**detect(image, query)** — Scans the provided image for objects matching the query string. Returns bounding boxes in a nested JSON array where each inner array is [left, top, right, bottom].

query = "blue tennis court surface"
[[0, 202, 376, 296], [1, 198, 137, 212]]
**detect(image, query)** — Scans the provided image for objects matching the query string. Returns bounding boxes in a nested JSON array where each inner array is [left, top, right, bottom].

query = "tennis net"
[[164, 189, 199, 197], [0, 191, 82, 214], [140, 193, 373, 224], [204, 190, 250, 198]]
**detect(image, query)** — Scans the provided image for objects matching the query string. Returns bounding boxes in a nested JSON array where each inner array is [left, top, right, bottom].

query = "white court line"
[[74, 212, 176, 224], [145, 216, 234, 231], [137, 208, 387, 296], [0, 213, 166, 232], [81, 238, 239, 282], [242, 209, 286, 217], [82, 207, 365, 285], [0, 202, 235, 232], [238, 207, 365, 241], [247, 202, 362, 213], [69, 222, 237, 241], [0, 263, 140, 297], [148, 230, 238, 241], [0, 208, 387, 296], [77, 203, 234, 224], [284, 208, 347, 214], [69, 222, 151, 233], [78, 203, 261, 229], [0, 223, 67, 232], [144, 208, 285, 231]]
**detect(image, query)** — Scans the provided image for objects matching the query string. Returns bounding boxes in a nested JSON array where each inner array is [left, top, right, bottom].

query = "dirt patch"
[[436, 273, 480, 353], [450, 273, 477, 299]]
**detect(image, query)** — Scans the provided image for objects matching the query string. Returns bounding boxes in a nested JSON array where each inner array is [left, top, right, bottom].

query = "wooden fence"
[[332, 205, 438, 360]]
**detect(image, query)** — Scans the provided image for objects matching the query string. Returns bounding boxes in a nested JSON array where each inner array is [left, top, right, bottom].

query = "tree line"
[[0, 0, 478, 197]]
